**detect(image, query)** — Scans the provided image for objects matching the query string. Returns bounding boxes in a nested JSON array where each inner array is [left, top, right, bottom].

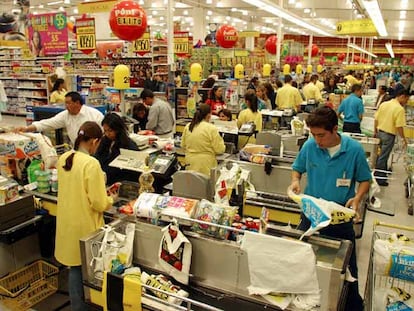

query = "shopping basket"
[[365, 221, 414, 310], [0, 260, 59, 311]]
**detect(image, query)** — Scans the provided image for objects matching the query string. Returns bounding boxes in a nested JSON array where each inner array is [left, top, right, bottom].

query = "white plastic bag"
[[91, 223, 135, 279], [287, 189, 355, 239], [158, 224, 192, 285]]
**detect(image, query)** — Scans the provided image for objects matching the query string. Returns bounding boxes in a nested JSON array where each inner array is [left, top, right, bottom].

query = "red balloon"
[[338, 53, 345, 61], [353, 55, 361, 62], [265, 35, 277, 55], [216, 25, 238, 49], [109, 0, 147, 41], [311, 44, 319, 57]]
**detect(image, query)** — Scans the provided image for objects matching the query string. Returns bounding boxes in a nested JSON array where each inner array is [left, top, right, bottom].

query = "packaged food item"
[[0, 177, 19, 205], [35, 170, 50, 193], [141, 271, 189, 305]]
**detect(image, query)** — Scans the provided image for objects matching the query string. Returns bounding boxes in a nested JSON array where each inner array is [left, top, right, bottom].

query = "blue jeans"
[[375, 130, 396, 180], [69, 266, 89, 311]]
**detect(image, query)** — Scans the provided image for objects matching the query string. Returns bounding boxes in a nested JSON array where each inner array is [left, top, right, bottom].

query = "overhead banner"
[[174, 31, 189, 57], [28, 12, 68, 56], [76, 17, 96, 55], [78, 0, 118, 14], [336, 19, 378, 36]]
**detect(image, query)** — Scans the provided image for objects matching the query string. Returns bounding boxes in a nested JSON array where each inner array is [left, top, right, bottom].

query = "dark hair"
[[133, 103, 147, 116], [351, 84, 362, 93], [32, 30, 42, 48], [396, 89, 410, 97], [94, 77, 101, 84], [310, 74, 319, 82], [291, 81, 298, 88], [219, 109, 232, 121], [244, 89, 259, 113], [102, 113, 130, 146], [63, 121, 103, 171], [65, 91, 83, 105], [379, 85, 387, 92], [284, 75, 293, 83], [189, 104, 210, 132], [51, 78, 65, 93], [306, 106, 338, 132], [205, 34, 213, 42], [263, 82, 274, 96], [202, 77, 216, 89], [140, 88, 154, 100], [209, 85, 223, 101], [275, 80, 283, 88]]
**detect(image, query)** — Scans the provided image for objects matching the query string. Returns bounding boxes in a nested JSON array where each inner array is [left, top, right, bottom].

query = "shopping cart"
[[404, 141, 414, 215], [364, 221, 414, 310]]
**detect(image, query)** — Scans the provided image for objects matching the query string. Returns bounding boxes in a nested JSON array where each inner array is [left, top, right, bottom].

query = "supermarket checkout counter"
[[32, 104, 106, 145], [80, 217, 352, 310]]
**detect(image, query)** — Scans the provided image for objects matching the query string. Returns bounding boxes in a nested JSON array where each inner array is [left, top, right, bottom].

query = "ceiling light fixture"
[[347, 43, 377, 58], [288, 0, 295, 4], [385, 43, 394, 58], [401, 0, 408, 10], [304, 8, 310, 13], [183, 10, 188, 15], [400, 10, 406, 19], [206, 0, 213, 4], [73, 8, 78, 14], [47, 1, 63, 5], [63, 0, 70, 4], [138, 0, 144, 4], [361, 0, 387, 36], [38, 4, 44, 8], [241, 0, 332, 36]]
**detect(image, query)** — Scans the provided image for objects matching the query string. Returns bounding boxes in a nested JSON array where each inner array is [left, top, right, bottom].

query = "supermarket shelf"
[[6, 95, 18, 97], [23, 96, 48, 99], [1, 111, 27, 116], [17, 86, 47, 90]]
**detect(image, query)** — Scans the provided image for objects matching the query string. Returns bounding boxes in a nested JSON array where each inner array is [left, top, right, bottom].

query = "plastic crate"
[[0, 260, 59, 311]]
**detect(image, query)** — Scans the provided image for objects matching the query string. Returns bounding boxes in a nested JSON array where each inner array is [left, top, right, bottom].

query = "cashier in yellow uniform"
[[181, 104, 225, 176], [237, 90, 263, 148], [55, 121, 117, 311], [49, 78, 67, 103]]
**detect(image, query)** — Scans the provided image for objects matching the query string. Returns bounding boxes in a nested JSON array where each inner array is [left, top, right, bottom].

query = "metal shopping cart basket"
[[364, 221, 414, 310]]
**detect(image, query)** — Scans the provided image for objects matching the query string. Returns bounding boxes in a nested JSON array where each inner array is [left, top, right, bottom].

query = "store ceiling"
[[8, 0, 414, 41]]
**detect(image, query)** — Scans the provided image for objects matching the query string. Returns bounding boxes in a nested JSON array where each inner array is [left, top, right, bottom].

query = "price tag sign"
[[12, 64, 21, 73], [174, 32, 189, 57], [133, 31, 150, 56], [76, 17, 96, 55]]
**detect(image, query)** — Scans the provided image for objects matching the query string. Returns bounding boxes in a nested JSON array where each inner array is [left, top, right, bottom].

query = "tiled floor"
[[1, 114, 412, 309]]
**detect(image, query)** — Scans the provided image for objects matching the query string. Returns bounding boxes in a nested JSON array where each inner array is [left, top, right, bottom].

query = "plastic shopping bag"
[[91, 223, 135, 279], [158, 224, 192, 285], [287, 189, 355, 239]]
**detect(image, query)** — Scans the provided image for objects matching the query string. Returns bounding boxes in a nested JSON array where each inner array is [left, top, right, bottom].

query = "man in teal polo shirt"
[[290, 106, 371, 311], [337, 84, 364, 133]]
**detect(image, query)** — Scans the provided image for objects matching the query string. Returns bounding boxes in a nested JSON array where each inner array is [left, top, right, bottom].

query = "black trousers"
[[343, 122, 361, 134], [298, 214, 364, 310]]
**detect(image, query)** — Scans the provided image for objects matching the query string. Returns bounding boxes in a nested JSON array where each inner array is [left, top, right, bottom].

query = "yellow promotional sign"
[[234, 49, 249, 57], [336, 19, 378, 36], [78, 0, 117, 14], [133, 32, 150, 55], [218, 49, 234, 58], [76, 18, 96, 53], [239, 31, 260, 38], [174, 32, 189, 56]]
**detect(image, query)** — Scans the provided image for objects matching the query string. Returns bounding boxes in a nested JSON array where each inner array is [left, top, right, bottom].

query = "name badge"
[[336, 178, 351, 187]]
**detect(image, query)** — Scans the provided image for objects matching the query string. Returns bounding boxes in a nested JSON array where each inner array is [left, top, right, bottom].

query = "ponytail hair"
[[244, 89, 259, 113], [189, 104, 211, 132], [63, 121, 103, 171]]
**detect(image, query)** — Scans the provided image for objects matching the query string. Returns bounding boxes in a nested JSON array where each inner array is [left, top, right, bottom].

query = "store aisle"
[[357, 156, 411, 297]]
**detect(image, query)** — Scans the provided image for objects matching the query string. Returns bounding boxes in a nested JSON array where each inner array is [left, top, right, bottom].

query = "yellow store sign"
[[336, 19, 378, 36], [78, 0, 117, 14]]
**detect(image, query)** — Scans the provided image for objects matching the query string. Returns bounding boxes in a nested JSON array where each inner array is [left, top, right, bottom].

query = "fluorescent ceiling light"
[[399, 20, 405, 31], [401, 0, 408, 9], [347, 43, 377, 58], [400, 11, 406, 19], [241, 0, 332, 36], [385, 43, 394, 58], [304, 8, 310, 13], [361, 0, 387, 36], [47, 0, 62, 5]]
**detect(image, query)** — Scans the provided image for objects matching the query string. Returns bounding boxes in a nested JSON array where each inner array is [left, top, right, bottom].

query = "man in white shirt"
[[17, 91, 104, 145]]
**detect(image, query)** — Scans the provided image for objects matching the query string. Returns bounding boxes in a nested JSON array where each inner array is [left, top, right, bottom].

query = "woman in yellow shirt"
[[55, 121, 116, 310], [237, 90, 263, 148], [50, 78, 67, 103], [181, 104, 225, 176]]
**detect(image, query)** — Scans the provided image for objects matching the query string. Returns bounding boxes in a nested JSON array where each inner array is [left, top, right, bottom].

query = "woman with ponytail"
[[181, 104, 225, 176], [55, 121, 117, 311], [237, 90, 263, 147]]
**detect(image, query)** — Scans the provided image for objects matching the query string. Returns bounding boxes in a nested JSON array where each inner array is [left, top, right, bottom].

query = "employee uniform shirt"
[[276, 84, 303, 111], [237, 108, 263, 132], [303, 83, 322, 102], [146, 97, 175, 135], [181, 121, 225, 176], [344, 75, 361, 87], [315, 80, 325, 91], [55, 150, 112, 266], [292, 134, 371, 206], [31, 105, 104, 145], [375, 99, 406, 135], [50, 89, 67, 103], [338, 93, 364, 123]]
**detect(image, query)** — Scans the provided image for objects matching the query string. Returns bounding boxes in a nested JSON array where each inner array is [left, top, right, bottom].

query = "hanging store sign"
[[28, 12, 68, 56], [109, 0, 147, 41], [336, 19, 378, 36], [78, 0, 118, 14], [133, 30, 150, 56], [174, 31, 189, 57], [76, 17, 96, 55], [239, 31, 260, 38]]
